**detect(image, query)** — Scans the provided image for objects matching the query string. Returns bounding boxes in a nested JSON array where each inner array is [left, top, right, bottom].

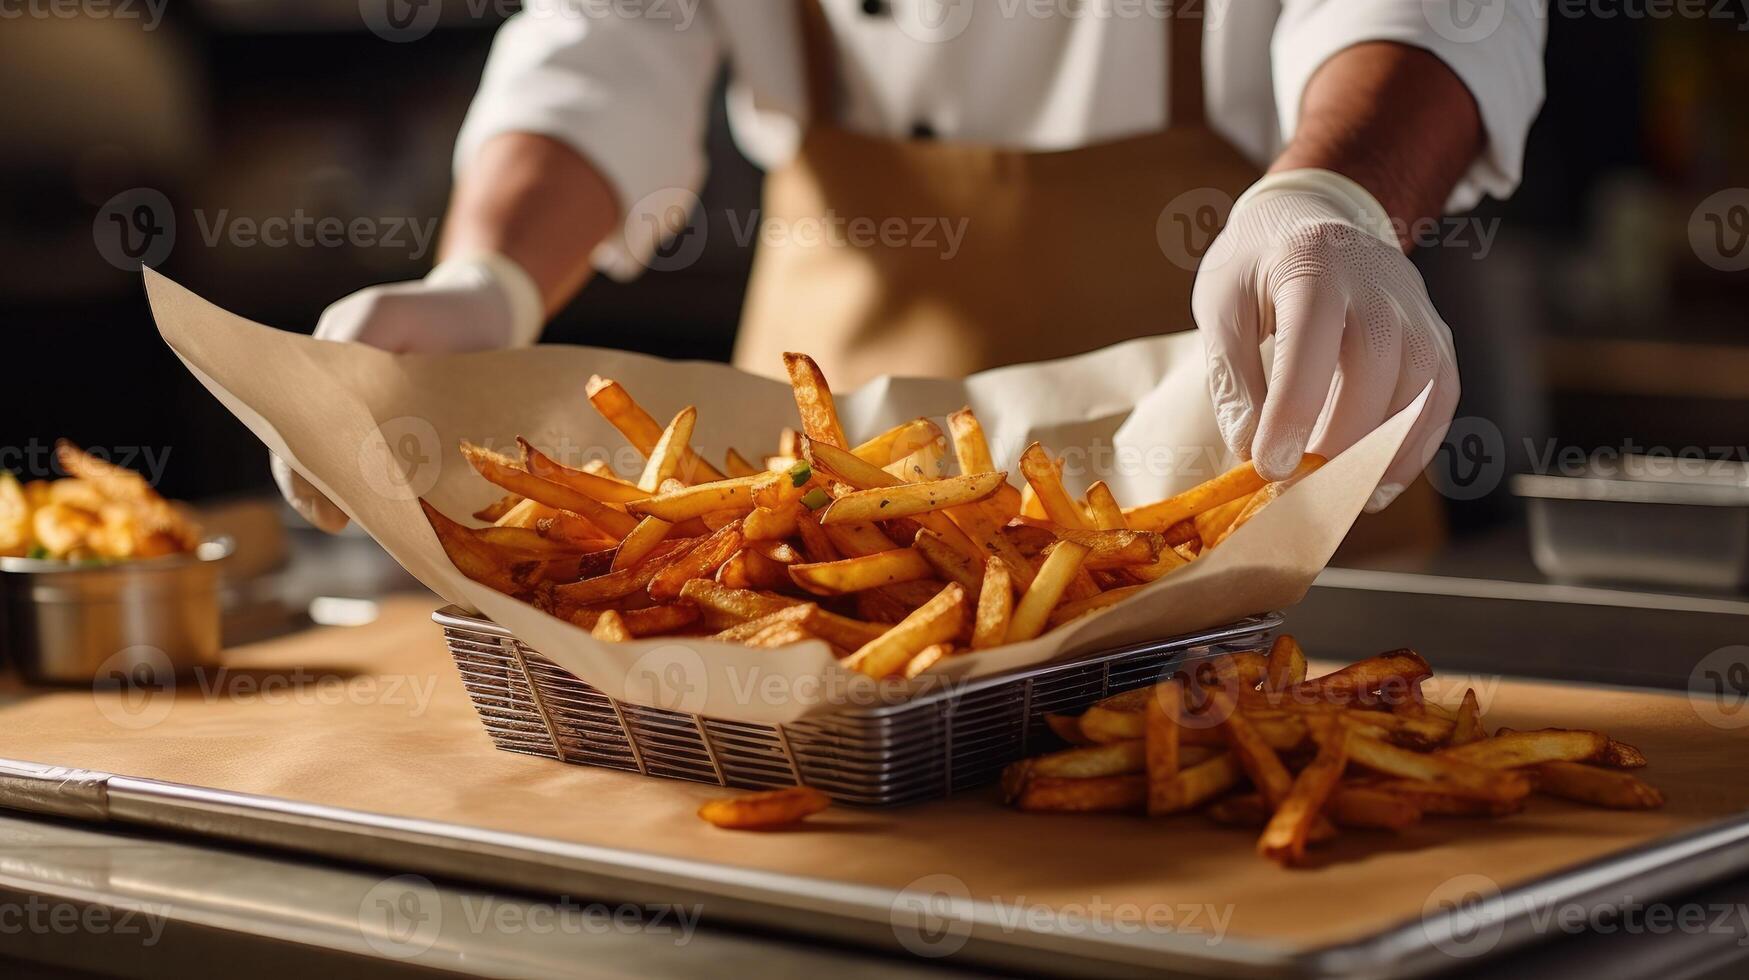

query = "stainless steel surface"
[[1513, 465, 1749, 592], [437, 607, 1282, 806], [2, 760, 1748, 978], [0, 538, 233, 684]]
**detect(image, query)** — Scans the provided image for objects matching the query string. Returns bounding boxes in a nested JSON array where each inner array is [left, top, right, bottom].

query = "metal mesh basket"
[[436, 606, 1281, 806]]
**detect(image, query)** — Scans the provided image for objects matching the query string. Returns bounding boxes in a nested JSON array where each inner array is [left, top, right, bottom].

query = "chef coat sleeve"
[[1271, 0, 1546, 212], [453, 3, 724, 280]]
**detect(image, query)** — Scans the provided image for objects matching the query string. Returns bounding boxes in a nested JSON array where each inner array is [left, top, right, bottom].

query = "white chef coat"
[[454, 0, 1546, 280]]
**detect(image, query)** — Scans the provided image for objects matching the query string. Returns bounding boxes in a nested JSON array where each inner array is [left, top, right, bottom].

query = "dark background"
[[2, 4, 1747, 539]]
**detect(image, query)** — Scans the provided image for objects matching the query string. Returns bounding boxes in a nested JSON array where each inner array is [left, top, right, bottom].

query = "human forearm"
[[438, 132, 622, 314], [1271, 41, 1484, 251]]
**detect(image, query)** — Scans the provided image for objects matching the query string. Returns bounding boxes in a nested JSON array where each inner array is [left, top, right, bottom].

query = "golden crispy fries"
[[1258, 722, 1350, 865], [782, 352, 849, 448], [1048, 528, 1163, 567], [1213, 455, 1326, 548], [902, 642, 953, 679], [1047, 584, 1143, 627], [723, 448, 761, 478], [1148, 753, 1245, 814], [518, 439, 646, 504], [586, 375, 726, 482], [648, 521, 744, 600], [612, 516, 674, 572], [462, 442, 641, 539], [1439, 729, 1608, 769], [970, 557, 1014, 649], [1145, 681, 1183, 815], [1289, 650, 1432, 705], [419, 499, 522, 595], [1598, 738, 1648, 769], [743, 502, 802, 541], [1123, 460, 1266, 532], [1192, 495, 1251, 549], [718, 547, 790, 591], [1016, 775, 1146, 813], [841, 583, 967, 679], [945, 407, 1023, 522], [1031, 740, 1148, 780], [698, 785, 831, 829], [1213, 689, 1295, 808], [818, 471, 1006, 525], [1451, 689, 1484, 745], [637, 407, 699, 492], [788, 548, 933, 595], [822, 520, 899, 558], [912, 527, 985, 592], [53, 441, 199, 550], [1264, 635, 1308, 692], [590, 610, 635, 642], [472, 492, 523, 523], [1006, 541, 1090, 642], [1046, 713, 1093, 746], [551, 538, 695, 606], [1083, 481, 1128, 531], [803, 438, 989, 565], [626, 475, 762, 522], [1018, 443, 1091, 530], [854, 418, 941, 466], [1348, 732, 1530, 801], [1533, 762, 1665, 809]]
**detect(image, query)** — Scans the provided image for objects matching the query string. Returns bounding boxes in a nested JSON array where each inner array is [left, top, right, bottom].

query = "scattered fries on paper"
[[1003, 636, 1665, 867], [697, 785, 831, 830], [0, 441, 200, 561], [420, 353, 1321, 680]]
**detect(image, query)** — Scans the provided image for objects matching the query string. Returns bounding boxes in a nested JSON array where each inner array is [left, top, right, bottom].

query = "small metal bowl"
[[0, 538, 233, 684]]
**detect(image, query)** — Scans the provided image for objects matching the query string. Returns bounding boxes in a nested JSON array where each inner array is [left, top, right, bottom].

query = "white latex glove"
[[272, 253, 544, 532], [1192, 169, 1459, 513]]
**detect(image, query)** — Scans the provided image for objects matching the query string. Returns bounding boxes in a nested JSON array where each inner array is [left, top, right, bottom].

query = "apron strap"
[[796, 0, 1204, 130]]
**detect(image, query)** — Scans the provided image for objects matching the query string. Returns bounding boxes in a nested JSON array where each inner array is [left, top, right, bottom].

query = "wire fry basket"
[[436, 607, 1281, 806]]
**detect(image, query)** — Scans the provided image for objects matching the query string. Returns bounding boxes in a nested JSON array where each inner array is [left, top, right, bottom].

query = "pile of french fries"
[[420, 352, 1323, 680], [0, 442, 199, 561], [1004, 636, 1664, 867]]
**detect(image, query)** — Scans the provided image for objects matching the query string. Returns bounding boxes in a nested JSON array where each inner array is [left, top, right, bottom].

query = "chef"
[[278, 0, 1544, 536]]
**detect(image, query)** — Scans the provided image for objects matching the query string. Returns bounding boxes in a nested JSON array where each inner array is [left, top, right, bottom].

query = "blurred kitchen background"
[[2, 4, 1748, 600]]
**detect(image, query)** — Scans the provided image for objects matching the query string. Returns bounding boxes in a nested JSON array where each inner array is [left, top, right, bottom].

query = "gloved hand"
[[1192, 169, 1459, 513], [272, 253, 545, 532]]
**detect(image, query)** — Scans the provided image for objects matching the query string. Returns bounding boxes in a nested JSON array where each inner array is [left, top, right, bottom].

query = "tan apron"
[[733, 0, 1444, 552]]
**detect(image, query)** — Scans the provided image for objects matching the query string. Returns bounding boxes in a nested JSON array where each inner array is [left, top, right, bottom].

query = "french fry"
[[788, 548, 934, 596], [823, 521, 899, 558], [1046, 713, 1093, 746], [718, 547, 791, 591], [626, 475, 762, 522], [1006, 541, 1090, 643], [1192, 495, 1250, 549], [969, 556, 1014, 649], [945, 407, 1024, 523], [1451, 688, 1484, 745], [1123, 460, 1266, 532], [1018, 443, 1091, 530], [803, 438, 989, 566], [723, 448, 760, 478], [1264, 635, 1308, 692], [1213, 688, 1295, 808], [912, 527, 985, 592], [612, 516, 673, 571], [1212, 455, 1325, 548], [591, 610, 635, 642], [818, 471, 1007, 525], [472, 492, 523, 522], [1347, 733, 1531, 802], [743, 620, 824, 650], [698, 786, 830, 829], [637, 406, 698, 492], [902, 642, 953, 679], [1148, 752, 1245, 815], [1438, 729, 1608, 769], [518, 439, 647, 504], [648, 521, 745, 600], [586, 375, 726, 482], [552, 538, 696, 606], [782, 352, 849, 448], [460, 442, 640, 539], [841, 583, 967, 679], [1533, 762, 1665, 809], [620, 603, 700, 636], [854, 418, 942, 466], [1047, 584, 1143, 627], [1032, 740, 1148, 779], [1083, 481, 1129, 531], [1016, 775, 1146, 814], [1258, 722, 1350, 865], [1145, 680, 1183, 815], [743, 502, 801, 541], [1598, 738, 1648, 769], [1289, 650, 1432, 705], [419, 499, 522, 595]]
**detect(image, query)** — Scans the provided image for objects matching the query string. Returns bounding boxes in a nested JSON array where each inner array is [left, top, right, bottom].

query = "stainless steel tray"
[[2, 757, 1748, 978], [436, 606, 1283, 805]]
